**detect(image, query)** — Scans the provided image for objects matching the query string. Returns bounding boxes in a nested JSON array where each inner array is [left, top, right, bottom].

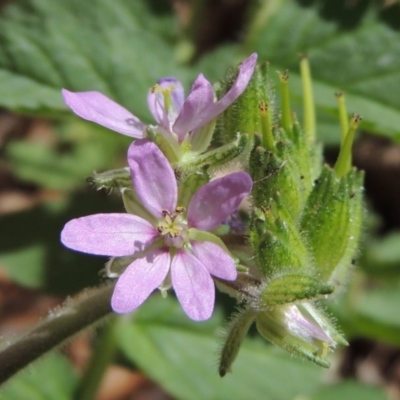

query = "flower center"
[[157, 207, 187, 248]]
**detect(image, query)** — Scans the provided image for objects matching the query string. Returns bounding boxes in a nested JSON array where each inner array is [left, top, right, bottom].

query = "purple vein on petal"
[[128, 139, 177, 218], [60, 213, 157, 256], [172, 74, 214, 140], [62, 89, 145, 137], [171, 250, 215, 321], [188, 172, 253, 231], [191, 241, 237, 281], [111, 249, 171, 313]]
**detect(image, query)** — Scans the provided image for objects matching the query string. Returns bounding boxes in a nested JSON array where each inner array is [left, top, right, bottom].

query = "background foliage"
[[1, 0, 400, 398]]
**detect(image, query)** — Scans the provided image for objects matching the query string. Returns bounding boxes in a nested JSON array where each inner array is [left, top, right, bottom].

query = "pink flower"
[[61, 140, 252, 320], [61, 54, 257, 143]]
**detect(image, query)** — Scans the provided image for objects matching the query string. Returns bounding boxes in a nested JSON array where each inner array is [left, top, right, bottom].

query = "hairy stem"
[[0, 281, 115, 385]]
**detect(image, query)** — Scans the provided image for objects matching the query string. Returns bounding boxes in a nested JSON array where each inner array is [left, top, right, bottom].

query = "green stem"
[[335, 91, 349, 146], [259, 101, 275, 151], [77, 317, 118, 400], [277, 70, 293, 136], [334, 114, 362, 178], [300, 56, 316, 143], [0, 281, 115, 386]]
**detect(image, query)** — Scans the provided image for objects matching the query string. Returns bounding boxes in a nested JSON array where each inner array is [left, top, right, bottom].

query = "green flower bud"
[[255, 302, 343, 368], [300, 165, 364, 287], [249, 205, 310, 275], [216, 61, 274, 144]]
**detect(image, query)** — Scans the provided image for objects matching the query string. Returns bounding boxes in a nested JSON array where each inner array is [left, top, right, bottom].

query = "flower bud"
[[255, 302, 345, 368], [216, 61, 274, 144], [300, 165, 364, 287]]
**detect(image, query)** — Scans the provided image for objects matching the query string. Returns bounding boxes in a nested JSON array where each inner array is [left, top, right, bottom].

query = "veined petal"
[[188, 172, 252, 231], [191, 241, 237, 281], [61, 213, 157, 256], [62, 89, 145, 137], [190, 53, 258, 133], [128, 139, 177, 218], [147, 77, 184, 127], [171, 250, 215, 321], [111, 249, 170, 313], [172, 74, 214, 141]]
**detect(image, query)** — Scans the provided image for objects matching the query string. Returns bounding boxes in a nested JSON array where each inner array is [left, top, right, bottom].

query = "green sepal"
[[259, 273, 334, 307], [177, 167, 209, 208], [147, 127, 181, 164], [300, 302, 348, 347], [102, 255, 136, 278], [249, 206, 310, 276], [178, 133, 250, 173], [189, 119, 216, 154], [88, 167, 131, 193], [218, 308, 256, 377], [216, 61, 274, 144], [300, 165, 364, 287], [122, 189, 157, 224], [188, 228, 230, 254]]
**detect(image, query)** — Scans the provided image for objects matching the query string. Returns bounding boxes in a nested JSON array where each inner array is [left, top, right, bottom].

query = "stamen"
[[150, 83, 178, 116]]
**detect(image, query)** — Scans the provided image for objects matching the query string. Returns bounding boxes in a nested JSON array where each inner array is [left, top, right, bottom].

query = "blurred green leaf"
[[0, 0, 240, 123], [117, 296, 324, 400], [0, 0, 191, 120], [311, 380, 387, 400], [333, 284, 400, 346], [0, 194, 121, 294], [0, 353, 78, 400], [352, 285, 400, 346], [362, 232, 400, 277], [5, 121, 131, 190], [249, 0, 400, 143]]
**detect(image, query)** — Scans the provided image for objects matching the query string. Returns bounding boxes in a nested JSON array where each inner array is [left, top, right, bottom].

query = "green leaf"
[[0, 0, 191, 119], [117, 296, 324, 400], [0, 193, 120, 293], [5, 121, 130, 190], [311, 380, 387, 400], [352, 286, 400, 346], [0, 353, 78, 400], [249, 0, 400, 143], [333, 285, 400, 346], [362, 232, 400, 277]]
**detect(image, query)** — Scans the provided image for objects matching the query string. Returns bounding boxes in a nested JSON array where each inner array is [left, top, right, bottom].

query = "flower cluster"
[[60, 53, 364, 373], [62, 54, 257, 157], [62, 139, 252, 320], [61, 54, 256, 321]]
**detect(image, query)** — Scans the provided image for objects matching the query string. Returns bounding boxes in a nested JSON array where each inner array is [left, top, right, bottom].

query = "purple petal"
[[128, 139, 177, 218], [188, 172, 253, 231], [172, 74, 214, 141], [61, 213, 157, 256], [171, 250, 215, 321], [190, 53, 258, 133], [191, 241, 237, 280], [147, 77, 185, 126], [111, 249, 170, 313], [62, 89, 145, 137], [285, 305, 334, 344]]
